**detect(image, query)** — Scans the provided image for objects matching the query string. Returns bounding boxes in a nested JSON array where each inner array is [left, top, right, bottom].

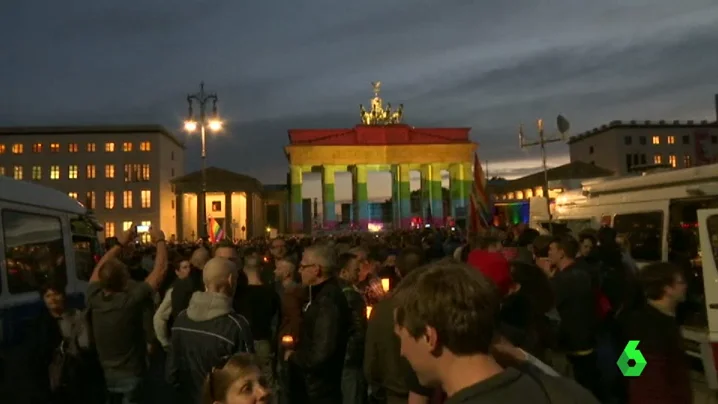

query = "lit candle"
[[281, 335, 294, 348], [366, 306, 373, 319], [381, 278, 390, 292]]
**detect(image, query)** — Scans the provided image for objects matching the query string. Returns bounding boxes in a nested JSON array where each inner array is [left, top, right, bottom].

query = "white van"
[[0, 176, 103, 349]]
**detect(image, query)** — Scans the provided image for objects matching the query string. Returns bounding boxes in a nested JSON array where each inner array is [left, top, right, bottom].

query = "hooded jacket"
[[166, 291, 254, 404]]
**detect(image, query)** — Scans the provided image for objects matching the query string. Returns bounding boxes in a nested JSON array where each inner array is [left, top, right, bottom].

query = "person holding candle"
[[338, 252, 369, 404]]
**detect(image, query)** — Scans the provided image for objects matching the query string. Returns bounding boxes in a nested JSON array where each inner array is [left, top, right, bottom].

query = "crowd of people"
[[4, 223, 696, 404]]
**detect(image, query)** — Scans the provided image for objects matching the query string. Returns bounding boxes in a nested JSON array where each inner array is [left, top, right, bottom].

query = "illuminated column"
[[392, 164, 411, 229], [421, 164, 444, 227], [175, 193, 184, 241], [322, 165, 338, 229], [290, 165, 304, 233], [224, 192, 233, 240], [352, 164, 369, 230], [449, 163, 472, 219]]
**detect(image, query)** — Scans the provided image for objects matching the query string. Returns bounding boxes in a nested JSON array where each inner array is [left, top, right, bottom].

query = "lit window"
[[13, 166, 23, 180], [123, 221, 133, 231], [124, 164, 133, 182], [652, 136, 660, 145], [68, 165, 78, 179], [105, 191, 115, 209], [653, 154, 662, 164], [87, 143, 96, 152], [684, 154, 692, 168], [86, 191, 96, 209], [0, 144, 5, 154], [68, 192, 78, 200], [123, 190, 133, 209], [123, 142, 133, 152], [32, 143, 42, 153], [140, 141, 151, 152], [668, 154, 677, 168], [11, 144, 23, 154], [141, 190, 151, 208], [105, 222, 116, 238], [50, 166, 60, 180], [140, 221, 152, 243], [86, 165, 96, 179], [141, 164, 151, 181], [667, 136, 675, 145], [32, 166, 42, 180], [105, 165, 115, 179], [50, 143, 60, 152], [0, 167, 4, 176], [68, 143, 78, 153], [105, 142, 115, 152]]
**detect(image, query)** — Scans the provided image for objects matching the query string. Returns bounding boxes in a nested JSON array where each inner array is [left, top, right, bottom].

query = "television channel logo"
[[617, 340, 647, 377]]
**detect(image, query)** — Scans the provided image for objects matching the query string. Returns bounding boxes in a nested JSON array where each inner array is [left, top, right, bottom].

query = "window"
[[32, 143, 42, 153], [625, 154, 632, 171], [0, 144, 5, 153], [105, 191, 115, 209], [86, 165, 96, 179], [3, 211, 67, 294], [123, 190, 133, 208], [105, 142, 115, 152], [639, 136, 646, 145], [123, 221, 133, 231], [32, 166, 42, 180], [667, 136, 675, 145], [684, 154, 692, 168], [653, 154, 662, 164], [624, 136, 632, 145], [87, 143, 96, 152], [105, 222, 116, 238], [13, 166, 23, 180], [712, 135, 717, 144], [141, 164, 151, 180], [640, 154, 646, 165], [171, 168, 175, 177], [85, 191, 96, 209], [11, 144, 23, 154], [141, 190, 151, 208], [682, 135, 690, 145], [124, 164, 133, 182], [588, 146, 594, 154], [50, 166, 60, 180], [668, 154, 677, 168], [105, 165, 115, 179], [613, 211, 663, 262], [71, 217, 104, 281], [123, 142, 133, 152], [140, 141, 151, 152], [140, 221, 152, 243], [68, 165, 78, 179], [68, 192, 78, 199], [652, 136, 660, 145], [0, 167, 4, 176], [50, 143, 60, 152], [171, 151, 175, 160], [68, 143, 79, 153]]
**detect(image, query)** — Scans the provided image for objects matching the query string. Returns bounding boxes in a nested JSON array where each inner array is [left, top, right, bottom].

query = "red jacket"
[[467, 249, 512, 297]]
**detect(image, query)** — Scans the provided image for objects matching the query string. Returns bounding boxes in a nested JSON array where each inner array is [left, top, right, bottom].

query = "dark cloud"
[[1, 0, 718, 187]]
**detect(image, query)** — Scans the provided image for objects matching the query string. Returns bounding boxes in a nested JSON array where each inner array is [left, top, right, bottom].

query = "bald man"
[[166, 257, 254, 404]]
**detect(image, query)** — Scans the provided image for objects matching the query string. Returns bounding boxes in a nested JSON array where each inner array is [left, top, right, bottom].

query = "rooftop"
[[0, 125, 185, 149], [568, 119, 718, 145], [490, 161, 614, 192]]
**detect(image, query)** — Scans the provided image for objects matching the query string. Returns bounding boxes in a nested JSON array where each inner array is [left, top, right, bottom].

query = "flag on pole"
[[470, 153, 492, 233], [208, 217, 225, 243]]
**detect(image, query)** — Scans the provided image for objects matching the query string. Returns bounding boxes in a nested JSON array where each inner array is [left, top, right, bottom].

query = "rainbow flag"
[[469, 153, 492, 234], [208, 217, 225, 243]]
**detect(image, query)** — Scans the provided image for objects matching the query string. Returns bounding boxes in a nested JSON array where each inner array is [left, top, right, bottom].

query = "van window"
[[71, 217, 103, 281], [613, 212, 663, 262], [2, 210, 67, 294]]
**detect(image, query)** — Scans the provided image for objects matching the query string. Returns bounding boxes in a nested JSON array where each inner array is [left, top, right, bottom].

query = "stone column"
[[391, 164, 412, 229], [196, 190, 205, 240], [289, 165, 304, 233], [352, 165, 369, 230], [321, 165, 338, 229], [175, 193, 184, 241], [224, 191, 233, 240], [246, 192, 255, 239], [421, 164, 444, 227]]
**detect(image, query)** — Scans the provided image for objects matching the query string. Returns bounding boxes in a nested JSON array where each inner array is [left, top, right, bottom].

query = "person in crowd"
[[87, 224, 169, 404], [285, 244, 351, 404], [547, 235, 602, 399], [265, 237, 292, 284], [275, 257, 305, 404], [337, 252, 368, 404], [154, 259, 192, 350], [167, 257, 254, 404], [467, 236, 512, 298], [621, 262, 691, 404], [364, 246, 431, 404], [514, 228, 540, 265], [233, 248, 281, 394], [171, 247, 210, 320], [201, 353, 272, 404], [352, 246, 388, 305], [391, 260, 598, 403]]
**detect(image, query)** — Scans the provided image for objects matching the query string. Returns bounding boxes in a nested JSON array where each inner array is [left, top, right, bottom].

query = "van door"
[[697, 208, 718, 389]]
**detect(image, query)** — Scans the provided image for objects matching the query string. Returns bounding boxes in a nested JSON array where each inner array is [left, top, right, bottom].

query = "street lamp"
[[518, 115, 570, 233], [184, 81, 222, 241]]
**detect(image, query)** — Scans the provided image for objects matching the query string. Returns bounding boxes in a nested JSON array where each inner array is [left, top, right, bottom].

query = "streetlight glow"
[[184, 120, 198, 132], [208, 119, 223, 132]]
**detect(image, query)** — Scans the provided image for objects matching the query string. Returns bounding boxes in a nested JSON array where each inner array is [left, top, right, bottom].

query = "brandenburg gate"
[[285, 82, 477, 232]]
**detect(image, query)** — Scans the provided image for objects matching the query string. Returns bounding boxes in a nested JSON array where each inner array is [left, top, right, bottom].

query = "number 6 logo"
[[617, 340, 647, 377]]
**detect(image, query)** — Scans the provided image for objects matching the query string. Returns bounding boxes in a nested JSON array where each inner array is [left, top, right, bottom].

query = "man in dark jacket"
[[338, 252, 368, 404], [170, 247, 209, 319], [286, 244, 351, 404], [167, 257, 254, 404]]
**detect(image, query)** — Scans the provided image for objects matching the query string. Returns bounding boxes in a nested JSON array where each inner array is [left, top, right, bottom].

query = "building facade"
[[569, 120, 718, 175], [0, 125, 185, 240]]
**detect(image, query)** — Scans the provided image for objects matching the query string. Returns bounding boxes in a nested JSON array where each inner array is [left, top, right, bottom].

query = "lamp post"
[[518, 115, 570, 233], [184, 82, 223, 241]]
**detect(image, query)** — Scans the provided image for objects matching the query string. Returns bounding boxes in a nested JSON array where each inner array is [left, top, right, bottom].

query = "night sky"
[[3, 1, 718, 200]]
